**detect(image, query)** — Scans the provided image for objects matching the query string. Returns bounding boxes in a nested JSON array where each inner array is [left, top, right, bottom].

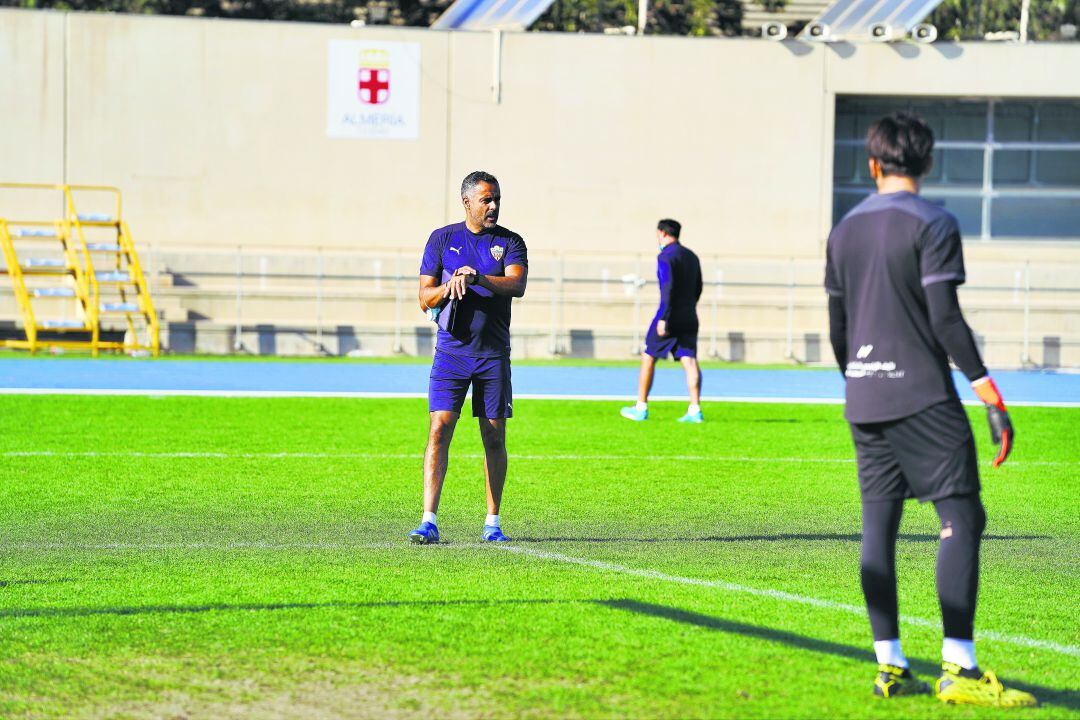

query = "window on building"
[[833, 97, 1080, 241]]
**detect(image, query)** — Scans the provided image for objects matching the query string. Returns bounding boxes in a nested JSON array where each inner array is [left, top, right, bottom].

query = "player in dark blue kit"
[[409, 171, 528, 545], [826, 113, 1034, 707], [621, 219, 704, 423]]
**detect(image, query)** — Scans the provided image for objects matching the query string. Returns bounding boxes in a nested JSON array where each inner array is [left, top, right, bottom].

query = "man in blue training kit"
[[410, 171, 528, 545], [826, 112, 1033, 707], [621, 219, 704, 423]]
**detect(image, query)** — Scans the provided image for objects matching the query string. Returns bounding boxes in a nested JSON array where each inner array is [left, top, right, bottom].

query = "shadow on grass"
[[602, 599, 1078, 711], [2, 594, 1073, 709], [0, 598, 568, 620], [516, 534, 1048, 544], [0, 579, 77, 588]]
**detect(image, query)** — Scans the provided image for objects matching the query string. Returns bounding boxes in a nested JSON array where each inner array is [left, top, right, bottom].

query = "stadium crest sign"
[[327, 40, 421, 140]]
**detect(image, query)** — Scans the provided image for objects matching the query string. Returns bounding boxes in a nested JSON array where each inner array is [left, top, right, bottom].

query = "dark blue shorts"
[[644, 316, 698, 359], [428, 351, 513, 418]]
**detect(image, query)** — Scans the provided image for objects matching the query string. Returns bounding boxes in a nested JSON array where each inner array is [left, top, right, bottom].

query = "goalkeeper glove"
[[971, 376, 1013, 468]]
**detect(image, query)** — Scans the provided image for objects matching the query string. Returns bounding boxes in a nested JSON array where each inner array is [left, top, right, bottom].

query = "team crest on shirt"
[[490, 245, 505, 262]]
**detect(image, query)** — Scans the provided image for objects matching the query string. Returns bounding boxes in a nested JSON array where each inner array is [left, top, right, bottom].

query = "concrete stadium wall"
[[3, 9, 1080, 363], [4, 8, 1080, 265]]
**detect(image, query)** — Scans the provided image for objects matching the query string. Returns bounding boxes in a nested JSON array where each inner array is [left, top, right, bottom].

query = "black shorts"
[[849, 399, 980, 503]]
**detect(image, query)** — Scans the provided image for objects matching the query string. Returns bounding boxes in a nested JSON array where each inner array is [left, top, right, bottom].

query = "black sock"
[[933, 493, 987, 640], [860, 498, 905, 641]]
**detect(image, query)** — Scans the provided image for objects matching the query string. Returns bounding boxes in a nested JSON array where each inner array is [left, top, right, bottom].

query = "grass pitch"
[[0, 395, 1076, 719]]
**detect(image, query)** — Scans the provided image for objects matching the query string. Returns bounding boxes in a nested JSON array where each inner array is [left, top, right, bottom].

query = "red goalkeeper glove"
[[971, 376, 1013, 468]]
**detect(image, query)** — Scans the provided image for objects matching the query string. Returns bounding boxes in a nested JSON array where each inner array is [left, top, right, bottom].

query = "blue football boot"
[[677, 410, 704, 423], [620, 406, 648, 421], [409, 521, 440, 544], [482, 525, 510, 542]]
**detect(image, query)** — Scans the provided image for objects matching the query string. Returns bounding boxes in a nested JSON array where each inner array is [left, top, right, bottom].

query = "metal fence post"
[[315, 247, 324, 354], [711, 256, 721, 358], [394, 252, 404, 354], [633, 253, 643, 355], [548, 255, 558, 355], [233, 246, 244, 352], [147, 241, 156, 295], [1022, 261, 1031, 365], [784, 257, 795, 361]]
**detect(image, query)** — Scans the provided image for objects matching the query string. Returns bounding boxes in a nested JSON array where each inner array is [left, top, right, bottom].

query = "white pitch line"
[[492, 545, 1080, 659], [0, 387, 1076, 408], [1, 450, 1075, 467]]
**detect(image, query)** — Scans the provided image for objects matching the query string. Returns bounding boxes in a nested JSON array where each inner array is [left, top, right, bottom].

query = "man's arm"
[[926, 280, 1013, 467], [828, 294, 848, 378], [654, 257, 673, 336], [925, 281, 986, 382], [472, 265, 528, 298], [419, 275, 450, 311]]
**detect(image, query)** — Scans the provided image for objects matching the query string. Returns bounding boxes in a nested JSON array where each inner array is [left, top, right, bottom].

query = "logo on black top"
[[491, 245, 504, 262]]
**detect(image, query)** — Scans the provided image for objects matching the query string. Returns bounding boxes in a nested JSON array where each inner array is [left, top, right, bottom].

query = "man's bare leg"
[[679, 355, 702, 406], [637, 353, 658, 403], [423, 411, 460, 514], [478, 418, 507, 514], [478, 417, 510, 540]]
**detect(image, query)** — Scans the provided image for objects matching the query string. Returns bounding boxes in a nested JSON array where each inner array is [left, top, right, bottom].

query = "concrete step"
[[101, 301, 141, 313], [31, 287, 77, 298], [37, 318, 89, 330]]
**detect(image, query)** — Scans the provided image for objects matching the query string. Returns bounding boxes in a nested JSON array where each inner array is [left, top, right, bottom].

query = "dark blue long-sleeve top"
[[655, 242, 703, 327]]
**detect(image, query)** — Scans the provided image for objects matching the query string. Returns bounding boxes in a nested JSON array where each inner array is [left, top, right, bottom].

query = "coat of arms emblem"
[[490, 245, 505, 262], [358, 49, 391, 105]]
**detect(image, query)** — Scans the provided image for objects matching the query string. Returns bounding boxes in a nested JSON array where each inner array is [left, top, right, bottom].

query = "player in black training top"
[[825, 113, 1034, 707]]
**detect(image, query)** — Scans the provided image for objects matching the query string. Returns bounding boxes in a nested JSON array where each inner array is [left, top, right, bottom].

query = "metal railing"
[[93, 243, 1080, 367]]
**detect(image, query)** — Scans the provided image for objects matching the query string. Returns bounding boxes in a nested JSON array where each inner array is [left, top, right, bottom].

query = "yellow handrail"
[[1, 182, 157, 356], [120, 220, 160, 356], [0, 219, 38, 351], [63, 188, 102, 355]]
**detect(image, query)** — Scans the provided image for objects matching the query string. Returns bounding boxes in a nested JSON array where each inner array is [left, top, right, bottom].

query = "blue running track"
[[0, 359, 1077, 406]]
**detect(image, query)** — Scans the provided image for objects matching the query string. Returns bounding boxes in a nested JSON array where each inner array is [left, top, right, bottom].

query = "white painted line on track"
[[492, 545, 1080, 659], [1, 450, 1075, 466], [0, 387, 1076, 407]]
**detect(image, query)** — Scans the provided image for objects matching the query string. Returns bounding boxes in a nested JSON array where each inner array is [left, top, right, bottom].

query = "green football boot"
[[873, 664, 931, 698]]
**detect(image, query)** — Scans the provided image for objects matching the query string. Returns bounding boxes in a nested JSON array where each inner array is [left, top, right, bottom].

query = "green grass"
[[0, 396, 1076, 719]]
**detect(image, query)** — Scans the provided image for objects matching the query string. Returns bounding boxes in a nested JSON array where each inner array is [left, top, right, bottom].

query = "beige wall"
[[2, 8, 1079, 264]]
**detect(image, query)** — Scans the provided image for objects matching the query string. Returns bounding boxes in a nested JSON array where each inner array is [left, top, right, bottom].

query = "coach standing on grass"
[[825, 112, 1034, 707], [620, 219, 704, 423], [409, 171, 528, 545]]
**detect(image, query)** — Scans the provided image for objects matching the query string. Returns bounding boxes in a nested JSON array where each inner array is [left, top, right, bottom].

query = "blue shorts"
[[428, 351, 513, 419], [644, 316, 698, 359]]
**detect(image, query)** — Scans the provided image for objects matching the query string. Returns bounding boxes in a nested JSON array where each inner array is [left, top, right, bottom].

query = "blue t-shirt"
[[420, 222, 528, 358]]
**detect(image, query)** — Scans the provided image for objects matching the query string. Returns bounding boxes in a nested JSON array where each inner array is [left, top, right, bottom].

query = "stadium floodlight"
[[805, 22, 832, 41], [911, 23, 937, 42], [868, 22, 896, 41], [762, 21, 788, 40]]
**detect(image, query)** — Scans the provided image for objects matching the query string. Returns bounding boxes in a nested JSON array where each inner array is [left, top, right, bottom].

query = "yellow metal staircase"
[[0, 183, 159, 356]]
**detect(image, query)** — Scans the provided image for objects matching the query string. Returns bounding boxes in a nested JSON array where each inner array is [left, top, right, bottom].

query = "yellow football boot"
[[935, 662, 1038, 708], [874, 664, 930, 698]]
